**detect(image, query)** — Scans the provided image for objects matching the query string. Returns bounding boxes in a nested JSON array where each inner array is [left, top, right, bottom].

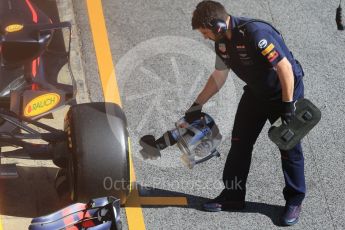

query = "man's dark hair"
[[192, 1, 228, 30]]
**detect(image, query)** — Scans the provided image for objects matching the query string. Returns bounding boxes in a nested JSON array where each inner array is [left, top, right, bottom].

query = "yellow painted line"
[[126, 139, 146, 228], [140, 197, 188, 206], [125, 189, 147, 230], [0, 216, 3, 230], [86, 1, 188, 229], [85, 0, 145, 229], [85, 0, 122, 106], [128, 138, 136, 186]]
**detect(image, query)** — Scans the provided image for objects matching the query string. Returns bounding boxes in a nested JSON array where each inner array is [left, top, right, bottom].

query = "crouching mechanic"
[[186, 1, 306, 226]]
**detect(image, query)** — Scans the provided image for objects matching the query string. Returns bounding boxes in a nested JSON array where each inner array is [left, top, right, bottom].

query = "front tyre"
[[64, 102, 130, 204]]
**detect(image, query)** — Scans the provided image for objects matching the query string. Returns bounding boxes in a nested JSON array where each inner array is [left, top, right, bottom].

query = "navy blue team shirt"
[[215, 16, 304, 100]]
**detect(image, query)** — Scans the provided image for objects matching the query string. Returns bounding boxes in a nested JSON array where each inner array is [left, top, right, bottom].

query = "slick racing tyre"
[[64, 102, 130, 204]]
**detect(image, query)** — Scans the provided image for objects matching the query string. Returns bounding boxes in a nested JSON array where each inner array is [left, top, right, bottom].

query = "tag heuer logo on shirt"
[[218, 43, 226, 53], [258, 39, 268, 49]]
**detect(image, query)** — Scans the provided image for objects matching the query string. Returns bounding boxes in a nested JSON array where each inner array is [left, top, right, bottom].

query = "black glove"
[[184, 102, 203, 124], [281, 101, 296, 124]]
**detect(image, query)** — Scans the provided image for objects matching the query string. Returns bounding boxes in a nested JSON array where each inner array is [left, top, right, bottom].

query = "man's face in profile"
[[198, 27, 223, 42]]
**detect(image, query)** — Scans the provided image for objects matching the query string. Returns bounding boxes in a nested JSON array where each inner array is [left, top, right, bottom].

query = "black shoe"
[[280, 204, 302, 226], [203, 192, 245, 212], [139, 135, 161, 160]]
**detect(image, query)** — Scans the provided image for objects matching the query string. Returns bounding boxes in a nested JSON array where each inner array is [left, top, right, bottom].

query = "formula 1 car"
[[0, 0, 130, 204], [29, 196, 122, 230]]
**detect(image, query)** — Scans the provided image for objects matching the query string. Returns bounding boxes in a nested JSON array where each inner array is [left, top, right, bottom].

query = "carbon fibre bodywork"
[[29, 197, 122, 230]]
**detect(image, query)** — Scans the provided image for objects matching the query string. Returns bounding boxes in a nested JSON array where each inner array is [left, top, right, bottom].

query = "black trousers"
[[222, 84, 306, 206]]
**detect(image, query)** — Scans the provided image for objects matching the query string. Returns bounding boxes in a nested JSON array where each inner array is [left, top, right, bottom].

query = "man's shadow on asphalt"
[[134, 185, 284, 226], [1, 170, 283, 226]]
